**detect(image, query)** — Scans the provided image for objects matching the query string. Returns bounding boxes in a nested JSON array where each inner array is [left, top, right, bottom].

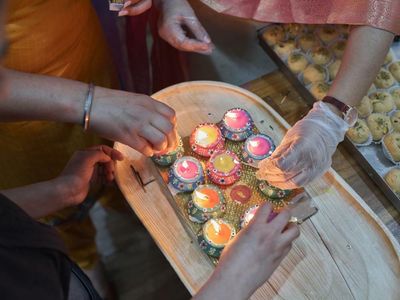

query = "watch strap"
[[322, 96, 350, 114]]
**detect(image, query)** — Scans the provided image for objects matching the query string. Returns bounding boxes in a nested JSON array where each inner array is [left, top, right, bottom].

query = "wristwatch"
[[322, 96, 358, 127]]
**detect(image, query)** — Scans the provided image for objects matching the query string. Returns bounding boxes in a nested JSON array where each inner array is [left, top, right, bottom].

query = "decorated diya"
[[169, 156, 205, 192], [220, 108, 254, 141], [197, 218, 236, 258], [188, 184, 226, 223], [152, 136, 184, 167], [242, 134, 275, 166], [190, 123, 225, 157], [259, 181, 292, 199], [206, 150, 241, 186]]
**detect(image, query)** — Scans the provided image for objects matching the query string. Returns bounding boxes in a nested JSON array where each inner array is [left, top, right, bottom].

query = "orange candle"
[[193, 187, 220, 209], [204, 219, 235, 246]]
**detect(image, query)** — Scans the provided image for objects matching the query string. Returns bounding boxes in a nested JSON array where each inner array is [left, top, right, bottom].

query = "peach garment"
[[201, 0, 400, 34]]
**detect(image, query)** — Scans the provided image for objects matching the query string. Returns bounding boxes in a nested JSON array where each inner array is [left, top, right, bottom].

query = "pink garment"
[[200, 0, 400, 34]]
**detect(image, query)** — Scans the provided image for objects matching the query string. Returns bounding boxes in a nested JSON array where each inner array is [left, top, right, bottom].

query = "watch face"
[[344, 107, 358, 127]]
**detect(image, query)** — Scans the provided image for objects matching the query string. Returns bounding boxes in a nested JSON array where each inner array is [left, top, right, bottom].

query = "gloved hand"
[[256, 101, 349, 189], [118, 0, 152, 16], [157, 0, 213, 54]]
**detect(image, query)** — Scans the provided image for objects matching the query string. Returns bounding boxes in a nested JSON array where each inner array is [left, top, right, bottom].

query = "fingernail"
[[118, 10, 128, 16], [203, 36, 211, 43], [123, 1, 131, 8]]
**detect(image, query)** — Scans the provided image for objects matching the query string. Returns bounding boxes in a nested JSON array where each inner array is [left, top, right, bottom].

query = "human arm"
[[1, 145, 123, 219], [257, 26, 395, 189], [194, 204, 300, 300], [1, 69, 177, 156]]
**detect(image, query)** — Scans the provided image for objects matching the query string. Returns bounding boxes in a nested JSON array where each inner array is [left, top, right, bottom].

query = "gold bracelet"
[[83, 83, 95, 131]]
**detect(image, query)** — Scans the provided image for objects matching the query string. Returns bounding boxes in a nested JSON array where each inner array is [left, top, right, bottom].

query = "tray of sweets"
[[258, 23, 400, 210]]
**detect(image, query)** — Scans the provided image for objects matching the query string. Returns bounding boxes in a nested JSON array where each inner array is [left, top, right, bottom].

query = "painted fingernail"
[[118, 10, 128, 16]]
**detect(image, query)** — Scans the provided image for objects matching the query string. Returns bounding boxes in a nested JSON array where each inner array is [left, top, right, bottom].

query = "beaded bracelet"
[[83, 83, 95, 131]]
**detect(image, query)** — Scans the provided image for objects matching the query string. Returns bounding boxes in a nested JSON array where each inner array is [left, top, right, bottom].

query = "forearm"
[[0, 69, 87, 123], [1, 180, 67, 219], [328, 26, 394, 106]]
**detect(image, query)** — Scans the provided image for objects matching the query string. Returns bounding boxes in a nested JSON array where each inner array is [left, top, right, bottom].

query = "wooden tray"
[[115, 81, 400, 299]]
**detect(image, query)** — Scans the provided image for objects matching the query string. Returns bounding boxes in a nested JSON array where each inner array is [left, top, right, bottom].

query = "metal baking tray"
[[257, 25, 400, 211]]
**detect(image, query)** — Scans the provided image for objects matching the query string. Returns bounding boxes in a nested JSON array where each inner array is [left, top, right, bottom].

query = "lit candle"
[[206, 150, 241, 185], [242, 134, 275, 166], [188, 184, 226, 223], [152, 136, 184, 167], [169, 156, 205, 192], [190, 123, 225, 157], [259, 181, 292, 199], [197, 218, 236, 257], [220, 108, 255, 141]]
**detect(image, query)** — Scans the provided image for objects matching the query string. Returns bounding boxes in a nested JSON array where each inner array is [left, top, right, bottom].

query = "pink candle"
[[225, 109, 250, 129], [176, 160, 199, 180], [248, 136, 271, 156]]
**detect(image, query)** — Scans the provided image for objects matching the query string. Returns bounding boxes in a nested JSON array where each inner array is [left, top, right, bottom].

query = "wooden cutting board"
[[115, 81, 400, 299]]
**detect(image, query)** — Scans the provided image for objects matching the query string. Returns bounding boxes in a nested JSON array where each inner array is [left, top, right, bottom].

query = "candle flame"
[[226, 111, 238, 119], [249, 140, 260, 148], [195, 191, 209, 201], [182, 160, 189, 168], [210, 219, 221, 234]]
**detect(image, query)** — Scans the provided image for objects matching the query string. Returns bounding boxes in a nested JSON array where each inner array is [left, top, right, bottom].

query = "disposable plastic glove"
[[256, 101, 349, 189], [157, 0, 213, 54]]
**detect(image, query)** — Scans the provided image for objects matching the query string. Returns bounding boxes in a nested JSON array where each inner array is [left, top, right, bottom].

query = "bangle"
[[83, 83, 95, 131]]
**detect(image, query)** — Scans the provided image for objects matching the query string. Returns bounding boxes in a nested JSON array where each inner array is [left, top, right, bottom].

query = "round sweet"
[[298, 33, 319, 51], [383, 132, 400, 162], [346, 119, 371, 144], [328, 59, 341, 81], [274, 39, 296, 57], [303, 64, 327, 85], [389, 61, 400, 82], [391, 111, 400, 132], [188, 184, 226, 223], [384, 168, 400, 193], [226, 184, 252, 205], [190, 123, 225, 157], [259, 181, 291, 199], [283, 23, 304, 38], [391, 88, 400, 109], [366, 113, 392, 141], [220, 108, 254, 141], [310, 46, 332, 65], [368, 84, 376, 94], [330, 40, 346, 58], [318, 25, 339, 44], [262, 25, 285, 45], [369, 91, 394, 113], [356, 96, 373, 118], [384, 51, 394, 65], [374, 69, 396, 89], [287, 52, 308, 74], [309, 81, 330, 100]]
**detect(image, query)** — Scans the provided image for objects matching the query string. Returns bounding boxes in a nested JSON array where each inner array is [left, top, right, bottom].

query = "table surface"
[[242, 70, 400, 242]]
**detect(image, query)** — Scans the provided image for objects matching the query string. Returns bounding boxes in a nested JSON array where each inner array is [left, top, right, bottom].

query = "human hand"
[[54, 145, 124, 207], [158, 0, 213, 54], [118, 0, 152, 17], [90, 87, 178, 157], [256, 101, 349, 189], [195, 203, 299, 300]]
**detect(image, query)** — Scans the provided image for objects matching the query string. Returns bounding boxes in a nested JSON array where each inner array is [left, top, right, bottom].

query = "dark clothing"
[[0, 194, 101, 300]]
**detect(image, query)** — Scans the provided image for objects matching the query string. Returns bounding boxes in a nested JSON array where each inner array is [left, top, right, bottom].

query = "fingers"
[[129, 136, 154, 157], [139, 125, 168, 152], [118, 0, 152, 16], [89, 145, 124, 161], [150, 115, 178, 152], [183, 17, 213, 54], [281, 223, 300, 246], [250, 202, 272, 226], [152, 99, 176, 124], [268, 209, 291, 233]]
